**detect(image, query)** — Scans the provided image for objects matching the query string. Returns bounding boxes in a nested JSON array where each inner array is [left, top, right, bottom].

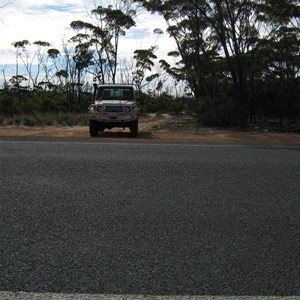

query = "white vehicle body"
[[88, 84, 139, 137]]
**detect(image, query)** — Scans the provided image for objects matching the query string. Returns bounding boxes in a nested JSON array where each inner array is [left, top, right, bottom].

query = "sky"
[[0, 0, 176, 83]]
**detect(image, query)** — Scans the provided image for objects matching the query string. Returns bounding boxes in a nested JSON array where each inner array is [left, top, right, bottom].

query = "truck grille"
[[104, 106, 123, 113]]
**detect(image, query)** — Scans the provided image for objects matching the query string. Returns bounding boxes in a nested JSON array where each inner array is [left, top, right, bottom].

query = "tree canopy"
[[132, 0, 299, 127]]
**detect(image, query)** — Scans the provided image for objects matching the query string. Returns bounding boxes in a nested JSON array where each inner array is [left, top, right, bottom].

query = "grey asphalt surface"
[[0, 140, 300, 297]]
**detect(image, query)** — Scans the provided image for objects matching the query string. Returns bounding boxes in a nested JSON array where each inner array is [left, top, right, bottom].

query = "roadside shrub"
[[0, 112, 88, 127], [140, 93, 188, 114], [22, 115, 37, 127], [195, 96, 238, 127], [0, 94, 21, 115]]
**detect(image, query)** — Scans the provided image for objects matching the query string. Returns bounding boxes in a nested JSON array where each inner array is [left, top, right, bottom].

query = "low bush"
[[194, 96, 238, 127], [0, 113, 88, 127]]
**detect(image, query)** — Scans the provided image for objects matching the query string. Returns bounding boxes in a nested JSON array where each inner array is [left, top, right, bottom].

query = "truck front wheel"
[[130, 120, 138, 137], [89, 120, 98, 137]]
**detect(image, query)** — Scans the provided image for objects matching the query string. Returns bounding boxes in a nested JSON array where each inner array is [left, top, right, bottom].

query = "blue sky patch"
[[29, 3, 80, 14], [126, 28, 150, 40]]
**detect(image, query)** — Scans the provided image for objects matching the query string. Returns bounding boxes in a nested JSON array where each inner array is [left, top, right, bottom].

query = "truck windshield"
[[97, 87, 133, 101]]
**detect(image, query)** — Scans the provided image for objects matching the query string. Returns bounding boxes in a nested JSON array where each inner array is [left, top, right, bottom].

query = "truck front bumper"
[[89, 113, 138, 123]]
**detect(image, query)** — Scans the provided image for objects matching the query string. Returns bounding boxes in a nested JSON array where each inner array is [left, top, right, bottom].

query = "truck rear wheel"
[[89, 120, 98, 137]]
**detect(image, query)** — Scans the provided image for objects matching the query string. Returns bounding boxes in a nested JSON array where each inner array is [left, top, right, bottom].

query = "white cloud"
[[0, 0, 176, 78], [1, 0, 89, 64]]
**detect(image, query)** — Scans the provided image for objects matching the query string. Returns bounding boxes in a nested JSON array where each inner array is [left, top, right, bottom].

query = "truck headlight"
[[97, 106, 104, 112], [89, 104, 97, 111], [124, 106, 131, 113]]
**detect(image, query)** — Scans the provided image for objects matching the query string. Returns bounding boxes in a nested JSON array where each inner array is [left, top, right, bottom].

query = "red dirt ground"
[[0, 114, 299, 144]]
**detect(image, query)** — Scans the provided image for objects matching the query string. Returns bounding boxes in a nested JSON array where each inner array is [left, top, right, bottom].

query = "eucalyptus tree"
[[137, 0, 299, 127], [202, 0, 261, 127], [135, 1, 240, 124], [60, 39, 78, 111], [12, 40, 52, 89], [1, 64, 8, 89], [70, 33, 94, 105], [47, 48, 63, 86], [140, 2, 220, 101], [70, 2, 136, 83], [135, 0, 261, 127], [8, 75, 27, 88], [255, 0, 300, 120], [8, 75, 28, 102], [44, 39, 78, 111], [133, 46, 159, 92], [11, 40, 30, 85], [32, 40, 51, 88]]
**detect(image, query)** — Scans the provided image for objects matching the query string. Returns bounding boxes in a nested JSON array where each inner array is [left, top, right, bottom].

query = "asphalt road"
[[0, 140, 300, 297]]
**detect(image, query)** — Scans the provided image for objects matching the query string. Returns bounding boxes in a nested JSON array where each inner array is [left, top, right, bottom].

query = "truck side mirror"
[[92, 83, 98, 104]]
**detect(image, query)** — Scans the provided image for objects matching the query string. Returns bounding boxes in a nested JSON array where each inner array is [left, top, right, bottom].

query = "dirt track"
[[0, 114, 299, 144]]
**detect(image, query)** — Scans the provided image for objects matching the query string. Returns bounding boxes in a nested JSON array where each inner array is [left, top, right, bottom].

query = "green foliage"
[[195, 96, 238, 127], [70, 4, 136, 84], [140, 92, 188, 114], [0, 93, 21, 115], [0, 90, 82, 116], [255, 83, 300, 121], [138, 0, 300, 128], [0, 112, 88, 127]]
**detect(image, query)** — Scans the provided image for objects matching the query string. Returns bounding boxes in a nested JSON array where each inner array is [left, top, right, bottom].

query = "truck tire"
[[98, 123, 105, 132], [130, 120, 138, 137], [89, 120, 98, 137]]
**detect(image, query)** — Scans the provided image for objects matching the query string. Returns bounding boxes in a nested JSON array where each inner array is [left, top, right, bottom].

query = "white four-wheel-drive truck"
[[88, 84, 140, 137]]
